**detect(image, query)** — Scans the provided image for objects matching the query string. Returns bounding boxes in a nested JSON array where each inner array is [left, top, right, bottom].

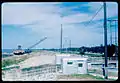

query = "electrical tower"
[[107, 19, 118, 60], [107, 20, 118, 46]]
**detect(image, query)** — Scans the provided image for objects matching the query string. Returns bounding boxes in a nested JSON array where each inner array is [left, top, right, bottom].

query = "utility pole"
[[69, 40, 71, 53], [66, 39, 67, 53], [60, 19, 63, 53], [103, 2, 108, 79], [69, 40, 71, 49]]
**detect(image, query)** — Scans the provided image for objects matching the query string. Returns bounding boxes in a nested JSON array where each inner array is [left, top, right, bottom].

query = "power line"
[[59, 4, 104, 28], [59, 3, 105, 52], [85, 4, 104, 26]]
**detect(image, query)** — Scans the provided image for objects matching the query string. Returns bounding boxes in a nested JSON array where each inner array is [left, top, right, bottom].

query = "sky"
[[2, 2, 118, 49]]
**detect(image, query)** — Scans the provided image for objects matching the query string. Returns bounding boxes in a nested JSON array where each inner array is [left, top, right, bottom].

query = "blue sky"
[[2, 2, 118, 49]]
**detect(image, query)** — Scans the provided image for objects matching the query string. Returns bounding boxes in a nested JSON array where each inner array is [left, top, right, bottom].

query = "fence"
[[87, 56, 118, 78], [88, 65, 118, 78], [2, 64, 60, 81]]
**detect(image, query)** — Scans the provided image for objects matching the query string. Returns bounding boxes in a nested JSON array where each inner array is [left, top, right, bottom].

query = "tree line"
[[46, 44, 118, 57]]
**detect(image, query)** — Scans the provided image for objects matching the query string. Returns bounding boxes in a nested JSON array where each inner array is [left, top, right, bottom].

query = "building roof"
[[56, 54, 71, 56], [62, 57, 88, 61]]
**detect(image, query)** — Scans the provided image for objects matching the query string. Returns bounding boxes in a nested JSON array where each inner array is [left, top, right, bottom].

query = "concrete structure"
[[88, 62, 92, 69], [2, 64, 57, 81], [62, 57, 88, 74], [55, 54, 71, 65]]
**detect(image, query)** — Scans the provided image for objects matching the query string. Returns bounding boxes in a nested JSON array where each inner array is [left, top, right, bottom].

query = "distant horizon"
[[2, 43, 118, 50]]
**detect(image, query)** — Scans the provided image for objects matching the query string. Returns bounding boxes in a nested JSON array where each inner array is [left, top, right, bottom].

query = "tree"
[[79, 47, 85, 55]]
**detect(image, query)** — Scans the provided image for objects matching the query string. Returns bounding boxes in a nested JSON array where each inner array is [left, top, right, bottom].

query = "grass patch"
[[2, 56, 28, 68], [70, 74, 116, 81], [71, 74, 105, 80], [84, 53, 103, 57]]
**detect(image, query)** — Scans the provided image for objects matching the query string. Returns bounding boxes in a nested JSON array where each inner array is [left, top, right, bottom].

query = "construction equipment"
[[13, 37, 47, 55], [13, 45, 24, 55], [25, 37, 47, 53]]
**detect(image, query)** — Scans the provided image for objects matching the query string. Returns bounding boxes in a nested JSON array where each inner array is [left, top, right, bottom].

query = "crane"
[[25, 37, 47, 53], [13, 37, 47, 55]]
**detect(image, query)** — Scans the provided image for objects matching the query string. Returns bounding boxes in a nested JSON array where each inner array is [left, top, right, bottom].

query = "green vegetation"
[[108, 72, 118, 77], [61, 51, 103, 57], [21, 65, 42, 71], [32, 49, 41, 52], [84, 53, 104, 57], [2, 56, 28, 68], [70, 74, 116, 81], [80, 52, 85, 55], [2, 66, 20, 71], [71, 74, 105, 80]]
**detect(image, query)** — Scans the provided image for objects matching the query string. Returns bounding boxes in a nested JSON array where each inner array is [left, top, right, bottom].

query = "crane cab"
[[13, 45, 24, 55], [25, 49, 32, 53]]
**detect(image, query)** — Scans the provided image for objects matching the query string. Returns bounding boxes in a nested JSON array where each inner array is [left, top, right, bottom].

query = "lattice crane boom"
[[28, 37, 47, 49]]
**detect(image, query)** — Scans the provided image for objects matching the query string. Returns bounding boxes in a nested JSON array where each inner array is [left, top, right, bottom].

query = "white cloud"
[[2, 2, 118, 48], [63, 13, 91, 24], [87, 2, 103, 12], [62, 24, 104, 46], [2, 2, 118, 26], [2, 2, 62, 25], [87, 2, 118, 21]]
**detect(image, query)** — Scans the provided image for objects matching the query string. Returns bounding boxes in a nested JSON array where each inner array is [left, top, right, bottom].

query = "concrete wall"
[[62, 58, 88, 75]]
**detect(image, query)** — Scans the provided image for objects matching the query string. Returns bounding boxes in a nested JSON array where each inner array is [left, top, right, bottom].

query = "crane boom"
[[28, 37, 47, 49]]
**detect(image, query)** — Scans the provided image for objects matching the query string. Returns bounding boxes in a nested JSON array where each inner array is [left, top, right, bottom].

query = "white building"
[[55, 54, 71, 65], [62, 57, 88, 74]]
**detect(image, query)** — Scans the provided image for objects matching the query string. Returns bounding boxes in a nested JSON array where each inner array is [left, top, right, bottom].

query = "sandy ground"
[[18, 51, 56, 68], [2, 51, 118, 81], [2, 53, 34, 61]]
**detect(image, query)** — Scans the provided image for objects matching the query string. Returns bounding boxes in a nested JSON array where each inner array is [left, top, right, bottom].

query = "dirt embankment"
[[2, 54, 34, 67]]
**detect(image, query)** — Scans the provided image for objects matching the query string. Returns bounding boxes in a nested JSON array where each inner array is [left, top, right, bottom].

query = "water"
[[2, 49, 42, 53], [2, 49, 15, 53]]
